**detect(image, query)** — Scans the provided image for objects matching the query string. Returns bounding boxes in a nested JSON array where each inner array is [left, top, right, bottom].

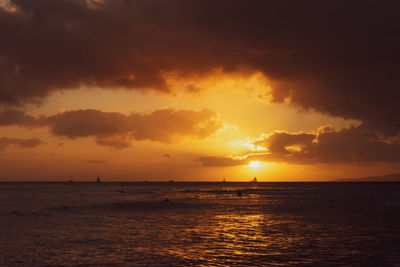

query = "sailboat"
[[97, 176, 101, 183], [251, 177, 258, 183]]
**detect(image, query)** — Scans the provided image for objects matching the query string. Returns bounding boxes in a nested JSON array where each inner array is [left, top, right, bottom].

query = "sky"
[[0, 0, 399, 181]]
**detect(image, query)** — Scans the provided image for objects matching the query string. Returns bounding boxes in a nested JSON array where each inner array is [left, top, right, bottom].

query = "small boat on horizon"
[[97, 176, 101, 183], [251, 177, 258, 183]]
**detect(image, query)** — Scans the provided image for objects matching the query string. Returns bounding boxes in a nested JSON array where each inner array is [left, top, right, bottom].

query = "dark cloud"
[[0, 109, 39, 126], [46, 109, 132, 139], [0, 0, 399, 136], [258, 132, 315, 155], [0, 136, 43, 150], [0, 108, 221, 148], [199, 125, 400, 166], [46, 108, 221, 146], [94, 136, 132, 149], [250, 126, 400, 164]]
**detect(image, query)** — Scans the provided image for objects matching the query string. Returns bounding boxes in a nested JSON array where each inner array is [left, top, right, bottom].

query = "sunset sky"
[[0, 0, 399, 181]]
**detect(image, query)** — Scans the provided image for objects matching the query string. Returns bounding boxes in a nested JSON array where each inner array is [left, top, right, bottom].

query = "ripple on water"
[[1, 182, 399, 266]]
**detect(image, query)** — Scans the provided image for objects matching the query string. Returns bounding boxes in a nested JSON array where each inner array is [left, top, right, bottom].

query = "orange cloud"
[[0, 108, 222, 148]]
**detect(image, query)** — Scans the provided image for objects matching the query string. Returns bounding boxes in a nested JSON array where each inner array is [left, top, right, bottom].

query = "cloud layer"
[[199, 125, 400, 167], [0, 0, 399, 137], [0, 108, 221, 148], [251, 126, 400, 164], [0, 136, 43, 150]]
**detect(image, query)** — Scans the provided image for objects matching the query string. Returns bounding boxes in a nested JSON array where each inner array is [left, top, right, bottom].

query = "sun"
[[249, 161, 260, 168]]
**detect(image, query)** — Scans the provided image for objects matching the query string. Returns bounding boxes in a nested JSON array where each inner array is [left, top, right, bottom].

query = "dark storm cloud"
[[1, 0, 399, 136], [0, 136, 43, 150], [0, 108, 221, 148]]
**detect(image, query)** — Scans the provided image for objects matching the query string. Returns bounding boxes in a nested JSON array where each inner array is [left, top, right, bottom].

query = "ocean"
[[1, 182, 399, 266]]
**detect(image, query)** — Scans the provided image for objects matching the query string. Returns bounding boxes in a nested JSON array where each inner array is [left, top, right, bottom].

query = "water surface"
[[1, 182, 399, 266]]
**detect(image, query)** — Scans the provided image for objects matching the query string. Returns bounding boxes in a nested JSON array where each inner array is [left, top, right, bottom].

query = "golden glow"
[[249, 161, 261, 168], [0, 69, 367, 181]]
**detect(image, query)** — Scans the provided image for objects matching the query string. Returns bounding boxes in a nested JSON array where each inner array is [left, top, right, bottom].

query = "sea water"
[[1, 182, 399, 266]]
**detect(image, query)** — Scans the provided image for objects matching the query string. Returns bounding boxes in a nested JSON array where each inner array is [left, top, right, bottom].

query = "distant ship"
[[251, 177, 258, 183], [67, 176, 74, 183], [97, 176, 101, 183], [222, 178, 226, 183]]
